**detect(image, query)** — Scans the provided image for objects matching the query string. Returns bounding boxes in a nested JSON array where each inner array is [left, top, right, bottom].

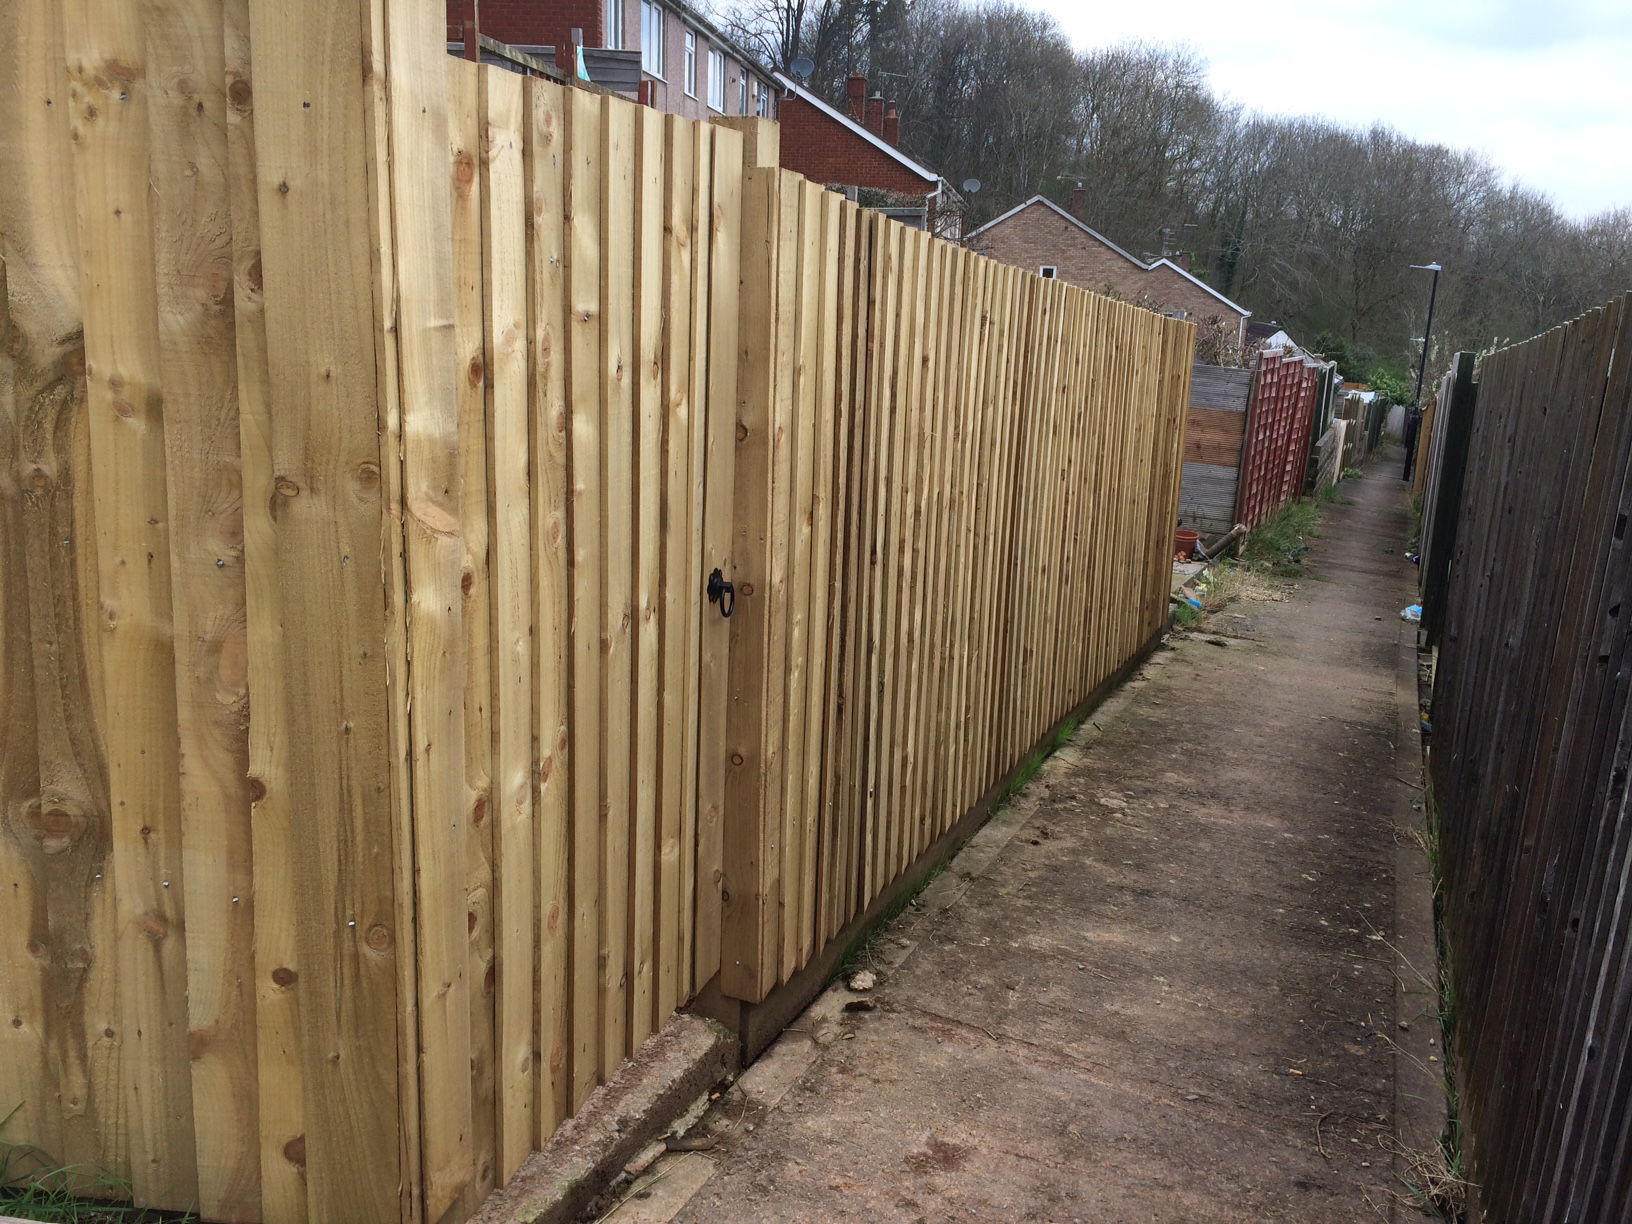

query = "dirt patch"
[[653, 465, 1424, 1224]]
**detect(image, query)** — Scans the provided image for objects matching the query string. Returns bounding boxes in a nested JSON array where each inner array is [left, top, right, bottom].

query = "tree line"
[[719, 0, 1630, 388]]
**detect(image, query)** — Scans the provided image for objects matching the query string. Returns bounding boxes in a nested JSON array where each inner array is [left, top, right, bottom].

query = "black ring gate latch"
[[706, 568, 735, 618]]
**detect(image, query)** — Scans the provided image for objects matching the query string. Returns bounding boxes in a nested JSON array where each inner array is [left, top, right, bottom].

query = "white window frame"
[[707, 48, 726, 111], [683, 30, 697, 97], [605, 0, 624, 49], [754, 78, 769, 117], [1039, 265, 1058, 279], [737, 70, 748, 114], [640, 0, 665, 78]]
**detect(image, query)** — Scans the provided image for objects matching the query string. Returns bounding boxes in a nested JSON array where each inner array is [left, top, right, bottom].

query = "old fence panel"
[[1429, 293, 1632, 1223]]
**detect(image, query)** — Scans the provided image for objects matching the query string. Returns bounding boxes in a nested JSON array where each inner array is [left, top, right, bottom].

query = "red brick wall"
[[972, 203, 1145, 294], [777, 95, 933, 198], [449, 0, 605, 51], [974, 202, 1246, 328], [1144, 262, 1245, 330]]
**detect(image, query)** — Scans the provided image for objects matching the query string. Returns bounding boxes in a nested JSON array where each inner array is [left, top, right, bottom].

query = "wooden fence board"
[[564, 85, 604, 1110], [143, 4, 260, 1212], [448, 58, 496, 1208], [62, 0, 200, 1206], [479, 62, 536, 1184], [524, 74, 571, 1141], [630, 103, 663, 1048], [1429, 294, 1632, 1223], [1, 33, 1198, 1213]]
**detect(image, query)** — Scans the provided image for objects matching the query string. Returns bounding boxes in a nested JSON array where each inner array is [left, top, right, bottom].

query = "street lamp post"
[[1404, 262, 1441, 481]]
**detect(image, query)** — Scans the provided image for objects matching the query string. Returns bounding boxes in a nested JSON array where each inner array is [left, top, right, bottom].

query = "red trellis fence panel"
[[1235, 349, 1321, 527]]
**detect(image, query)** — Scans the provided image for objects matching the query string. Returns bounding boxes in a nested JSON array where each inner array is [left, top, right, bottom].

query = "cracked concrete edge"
[[1391, 613, 1450, 1217], [470, 1015, 736, 1224]]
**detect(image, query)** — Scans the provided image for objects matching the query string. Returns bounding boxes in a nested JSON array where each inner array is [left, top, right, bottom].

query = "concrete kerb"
[[476, 635, 1170, 1224], [470, 1016, 735, 1224]]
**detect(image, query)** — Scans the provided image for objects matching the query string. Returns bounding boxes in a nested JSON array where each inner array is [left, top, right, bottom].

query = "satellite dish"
[[790, 56, 815, 83], [961, 177, 981, 194]]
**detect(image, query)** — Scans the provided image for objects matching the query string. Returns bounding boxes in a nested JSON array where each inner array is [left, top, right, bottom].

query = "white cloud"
[[1028, 0, 1632, 217]]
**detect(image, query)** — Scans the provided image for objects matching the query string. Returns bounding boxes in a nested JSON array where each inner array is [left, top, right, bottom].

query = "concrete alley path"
[[609, 458, 1432, 1223]]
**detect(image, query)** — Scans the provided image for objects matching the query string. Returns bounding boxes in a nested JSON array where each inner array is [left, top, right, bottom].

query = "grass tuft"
[[0, 1130, 194, 1224], [1240, 496, 1328, 577]]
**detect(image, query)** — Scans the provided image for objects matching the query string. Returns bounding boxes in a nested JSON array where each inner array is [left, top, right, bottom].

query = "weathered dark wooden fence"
[[1427, 292, 1632, 1222]]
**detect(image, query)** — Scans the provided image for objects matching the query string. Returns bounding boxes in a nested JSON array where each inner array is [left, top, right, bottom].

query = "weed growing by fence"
[[1240, 496, 1329, 576], [0, 1134, 195, 1224]]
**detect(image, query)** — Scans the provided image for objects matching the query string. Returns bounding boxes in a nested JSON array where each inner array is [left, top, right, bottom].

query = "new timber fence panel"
[[0, 7, 1195, 1219], [1430, 294, 1632, 1223], [713, 167, 1197, 1005]]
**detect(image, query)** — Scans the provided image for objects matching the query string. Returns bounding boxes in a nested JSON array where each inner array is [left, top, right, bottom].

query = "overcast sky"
[[1027, 0, 1631, 219]]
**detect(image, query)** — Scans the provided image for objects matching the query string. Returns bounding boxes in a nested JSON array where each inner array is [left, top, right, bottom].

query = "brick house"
[[967, 194, 1250, 343], [447, 0, 777, 123], [774, 71, 958, 233]]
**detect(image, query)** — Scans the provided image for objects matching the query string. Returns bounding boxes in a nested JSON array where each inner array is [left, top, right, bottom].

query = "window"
[[1039, 265, 1058, 279], [737, 71, 748, 114], [707, 49, 725, 111], [683, 30, 696, 96], [605, 0, 624, 49], [640, 0, 664, 77], [755, 79, 769, 116]]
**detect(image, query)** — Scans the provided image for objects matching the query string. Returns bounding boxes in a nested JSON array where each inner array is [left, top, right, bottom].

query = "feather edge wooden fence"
[[0, 3, 1194, 1221], [1427, 293, 1632, 1223]]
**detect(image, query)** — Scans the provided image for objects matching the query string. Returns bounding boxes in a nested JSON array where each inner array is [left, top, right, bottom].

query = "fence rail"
[[1427, 292, 1632, 1222], [0, 4, 1194, 1221]]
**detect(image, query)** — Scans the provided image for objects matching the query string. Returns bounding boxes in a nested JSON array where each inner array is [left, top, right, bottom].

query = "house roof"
[[966, 195, 1145, 267], [967, 195, 1252, 318], [1147, 258, 1251, 318], [771, 72, 941, 192]]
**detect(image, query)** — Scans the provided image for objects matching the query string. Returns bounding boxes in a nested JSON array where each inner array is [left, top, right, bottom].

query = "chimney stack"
[[846, 73, 867, 122], [865, 92, 884, 135], [1068, 183, 1086, 219], [882, 99, 900, 145]]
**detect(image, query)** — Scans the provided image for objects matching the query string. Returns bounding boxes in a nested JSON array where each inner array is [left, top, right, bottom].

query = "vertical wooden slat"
[[377, 0, 473, 1211], [61, 1, 199, 1205], [525, 73, 571, 1142], [223, 0, 301, 1213], [630, 104, 663, 1047], [599, 98, 635, 1071], [447, 58, 495, 1209], [1, 0, 121, 1192], [677, 121, 714, 1000], [564, 86, 604, 1109], [143, 0, 258, 1213], [244, 0, 405, 1216], [479, 61, 536, 1186], [694, 123, 743, 990], [719, 162, 783, 1002], [799, 189, 841, 963], [657, 113, 693, 1019], [779, 181, 820, 979]]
